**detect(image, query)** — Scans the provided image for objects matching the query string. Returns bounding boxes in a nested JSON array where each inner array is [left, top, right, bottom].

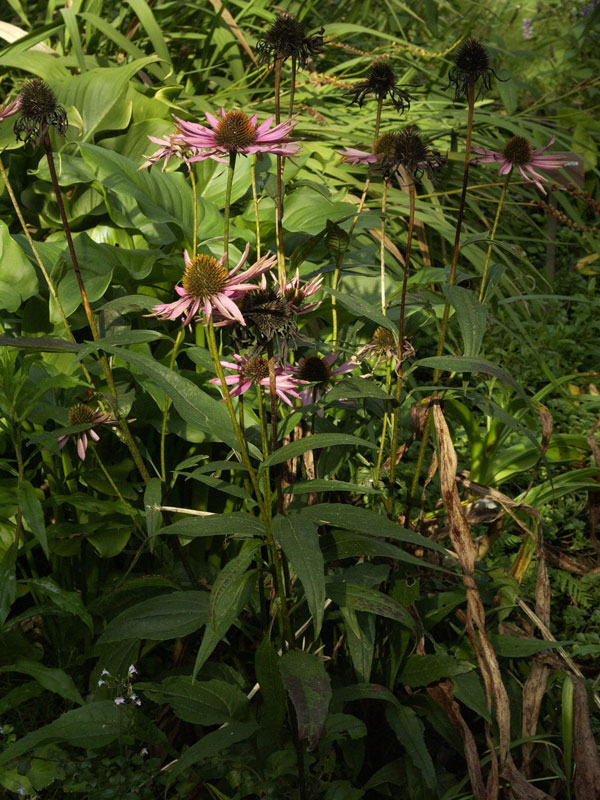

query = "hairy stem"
[[223, 151, 237, 268], [380, 178, 389, 314]]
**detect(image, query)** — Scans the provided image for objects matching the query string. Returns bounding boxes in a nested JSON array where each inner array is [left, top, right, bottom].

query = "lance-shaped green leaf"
[[442, 285, 487, 358], [398, 654, 473, 686], [140, 677, 249, 725], [259, 433, 377, 474], [193, 541, 259, 678], [323, 287, 397, 334], [279, 650, 332, 748], [23, 578, 93, 633], [0, 660, 83, 706], [255, 638, 287, 734], [17, 481, 49, 558], [415, 356, 526, 399], [98, 592, 209, 643], [166, 722, 259, 782], [385, 705, 437, 793], [157, 512, 265, 539], [326, 582, 417, 634], [272, 514, 326, 638]]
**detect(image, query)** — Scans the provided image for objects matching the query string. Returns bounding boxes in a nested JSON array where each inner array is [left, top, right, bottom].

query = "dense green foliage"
[[0, 0, 599, 798]]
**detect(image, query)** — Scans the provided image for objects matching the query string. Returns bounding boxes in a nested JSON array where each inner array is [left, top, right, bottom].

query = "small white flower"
[[128, 664, 137, 675], [140, 748, 149, 756], [135, 699, 142, 706], [0, 726, 4, 734], [17, 789, 26, 797], [97, 679, 105, 687], [101, 668, 110, 676], [130, 693, 138, 701], [114, 697, 125, 706]]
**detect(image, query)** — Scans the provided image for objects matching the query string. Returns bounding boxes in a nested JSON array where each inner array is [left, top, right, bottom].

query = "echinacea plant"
[[13, 78, 67, 145], [472, 134, 575, 193], [291, 353, 358, 406], [149, 244, 277, 327], [56, 404, 117, 461], [172, 109, 301, 161], [348, 58, 414, 113], [256, 12, 324, 67], [210, 354, 307, 406]]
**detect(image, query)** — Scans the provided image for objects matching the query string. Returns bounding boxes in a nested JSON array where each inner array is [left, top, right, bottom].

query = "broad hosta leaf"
[[398, 654, 473, 687], [255, 638, 286, 734], [326, 582, 417, 634], [0, 660, 83, 706], [157, 512, 265, 539], [298, 504, 448, 554], [283, 188, 356, 234], [279, 650, 332, 747], [442, 285, 487, 358], [260, 433, 377, 473], [166, 722, 259, 782], [0, 221, 38, 312], [98, 591, 209, 643], [193, 541, 259, 678], [141, 676, 249, 725], [272, 514, 326, 638], [385, 705, 437, 793], [17, 482, 48, 558]]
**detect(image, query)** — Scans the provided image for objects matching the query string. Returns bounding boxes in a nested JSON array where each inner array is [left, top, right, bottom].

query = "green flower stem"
[[90, 442, 145, 540], [250, 155, 261, 259], [274, 56, 286, 285], [331, 98, 383, 343], [380, 178, 389, 314], [478, 168, 512, 302], [288, 55, 297, 117], [43, 134, 150, 484], [224, 151, 237, 268], [374, 360, 393, 486], [407, 81, 476, 521], [160, 328, 185, 483], [388, 179, 416, 498], [267, 342, 284, 514], [189, 164, 198, 255]]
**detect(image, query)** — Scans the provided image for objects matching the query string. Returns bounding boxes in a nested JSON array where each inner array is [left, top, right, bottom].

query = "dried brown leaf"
[[573, 678, 600, 800]]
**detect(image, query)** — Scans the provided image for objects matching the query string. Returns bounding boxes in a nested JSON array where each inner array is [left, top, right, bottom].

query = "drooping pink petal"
[[77, 434, 88, 461]]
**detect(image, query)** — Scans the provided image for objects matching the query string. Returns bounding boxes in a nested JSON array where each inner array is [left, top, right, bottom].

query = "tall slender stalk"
[[267, 342, 284, 514], [160, 328, 184, 483], [189, 165, 198, 256], [407, 81, 476, 520], [379, 179, 389, 314], [288, 55, 297, 117], [43, 134, 150, 484], [250, 155, 261, 259], [223, 152, 237, 268], [331, 98, 383, 342], [274, 57, 286, 285], [478, 169, 511, 302], [388, 179, 416, 500]]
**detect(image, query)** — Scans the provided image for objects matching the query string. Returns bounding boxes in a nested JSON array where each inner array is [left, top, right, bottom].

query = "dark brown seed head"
[[348, 59, 414, 113], [447, 37, 497, 101], [374, 132, 402, 160], [182, 254, 228, 298], [214, 111, 257, 150], [256, 12, 324, 66], [241, 357, 270, 383], [68, 403, 97, 426], [298, 355, 331, 384], [240, 287, 295, 342], [502, 135, 533, 166], [14, 78, 67, 145]]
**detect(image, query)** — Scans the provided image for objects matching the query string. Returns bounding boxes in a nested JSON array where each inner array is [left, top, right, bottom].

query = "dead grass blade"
[[573, 678, 600, 799]]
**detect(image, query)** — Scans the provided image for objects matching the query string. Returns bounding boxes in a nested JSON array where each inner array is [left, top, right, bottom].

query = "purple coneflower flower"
[[0, 96, 20, 124], [277, 270, 323, 314], [173, 109, 300, 161], [210, 354, 307, 406], [472, 134, 575, 193], [289, 353, 358, 406], [56, 404, 116, 461], [337, 147, 379, 166], [356, 326, 415, 374], [149, 243, 277, 327], [140, 131, 200, 171]]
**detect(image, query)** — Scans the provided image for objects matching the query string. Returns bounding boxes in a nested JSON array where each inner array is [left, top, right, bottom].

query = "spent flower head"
[[472, 134, 577, 193], [256, 12, 325, 66], [56, 404, 117, 461], [447, 38, 498, 101], [356, 326, 415, 374], [14, 78, 67, 146], [149, 244, 276, 327], [348, 59, 414, 113], [173, 109, 300, 161], [290, 352, 358, 406]]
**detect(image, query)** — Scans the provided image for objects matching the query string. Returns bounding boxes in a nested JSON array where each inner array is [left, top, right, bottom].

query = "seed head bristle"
[[182, 255, 228, 299], [298, 355, 331, 384], [502, 135, 533, 166], [68, 403, 97, 426], [214, 111, 257, 150]]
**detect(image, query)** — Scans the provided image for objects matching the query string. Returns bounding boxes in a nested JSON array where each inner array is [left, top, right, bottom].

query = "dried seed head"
[[241, 356, 270, 383], [298, 355, 331, 384], [378, 126, 444, 179], [214, 111, 257, 151], [240, 287, 296, 343], [14, 78, 67, 145], [502, 135, 533, 166], [182, 254, 228, 299], [68, 403, 97, 426], [348, 59, 414, 113], [256, 12, 324, 66], [447, 37, 497, 101], [374, 132, 402, 160]]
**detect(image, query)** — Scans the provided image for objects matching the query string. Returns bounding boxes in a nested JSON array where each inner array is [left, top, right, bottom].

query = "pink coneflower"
[[149, 244, 277, 327], [140, 131, 202, 171], [472, 135, 575, 193], [356, 326, 415, 374], [289, 353, 358, 405], [56, 404, 117, 461], [278, 270, 323, 314], [0, 96, 20, 123], [337, 147, 378, 166], [210, 354, 307, 406], [172, 109, 300, 161]]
